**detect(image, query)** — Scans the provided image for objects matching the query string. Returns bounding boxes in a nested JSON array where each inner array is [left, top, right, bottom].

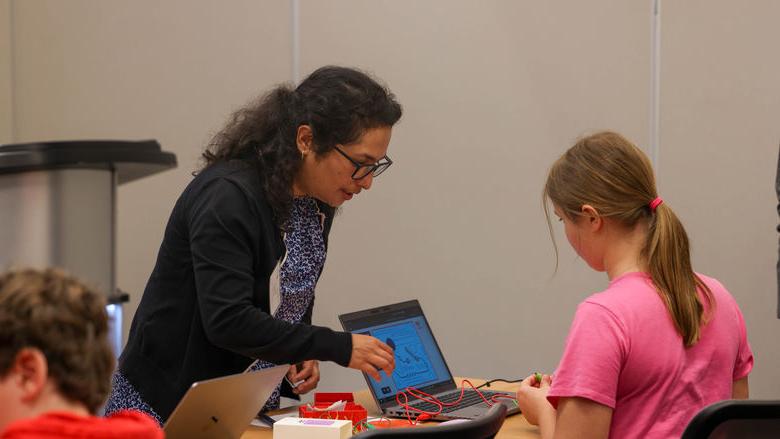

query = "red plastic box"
[[299, 392, 368, 428]]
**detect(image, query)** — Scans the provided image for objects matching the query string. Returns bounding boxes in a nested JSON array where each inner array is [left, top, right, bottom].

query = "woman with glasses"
[[105, 66, 402, 424]]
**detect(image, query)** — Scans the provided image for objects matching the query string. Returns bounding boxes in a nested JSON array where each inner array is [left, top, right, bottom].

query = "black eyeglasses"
[[334, 146, 393, 180]]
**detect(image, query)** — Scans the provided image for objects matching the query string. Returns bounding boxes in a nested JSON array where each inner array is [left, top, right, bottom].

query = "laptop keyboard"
[[408, 390, 505, 414]]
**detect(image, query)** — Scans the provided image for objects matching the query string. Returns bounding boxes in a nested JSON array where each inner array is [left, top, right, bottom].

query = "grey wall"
[[660, 0, 780, 398], [0, 0, 12, 143], [298, 0, 651, 389], [5, 0, 291, 342], [3, 0, 778, 399]]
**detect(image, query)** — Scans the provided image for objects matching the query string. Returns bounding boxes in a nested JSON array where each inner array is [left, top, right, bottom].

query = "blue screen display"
[[357, 316, 451, 404]]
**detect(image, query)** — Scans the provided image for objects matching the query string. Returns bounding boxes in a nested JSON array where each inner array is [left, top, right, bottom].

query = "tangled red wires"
[[394, 379, 517, 425]]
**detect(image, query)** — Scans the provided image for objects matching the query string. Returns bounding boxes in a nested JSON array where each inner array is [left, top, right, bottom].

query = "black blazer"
[[119, 160, 352, 420]]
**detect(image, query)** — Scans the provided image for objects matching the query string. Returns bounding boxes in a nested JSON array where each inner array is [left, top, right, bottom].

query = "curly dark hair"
[[201, 66, 403, 226], [0, 268, 115, 413]]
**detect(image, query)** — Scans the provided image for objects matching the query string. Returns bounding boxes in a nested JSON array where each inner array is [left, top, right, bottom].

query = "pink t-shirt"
[[547, 272, 753, 439]]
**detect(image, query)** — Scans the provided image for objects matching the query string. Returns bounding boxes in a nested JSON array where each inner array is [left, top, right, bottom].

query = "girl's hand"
[[516, 373, 555, 426]]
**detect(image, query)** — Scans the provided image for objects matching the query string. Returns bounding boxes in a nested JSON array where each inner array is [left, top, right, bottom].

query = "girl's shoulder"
[[694, 272, 728, 295], [582, 272, 665, 321], [694, 272, 744, 316], [592, 272, 657, 301]]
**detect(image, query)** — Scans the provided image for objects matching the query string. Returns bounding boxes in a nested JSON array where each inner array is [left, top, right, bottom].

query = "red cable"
[[490, 393, 517, 404], [395, 390, 442, 424], [394, 379, 518, 425]]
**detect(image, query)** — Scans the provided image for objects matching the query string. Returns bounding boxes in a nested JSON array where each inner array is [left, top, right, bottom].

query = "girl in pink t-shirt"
[[516, 132, 753, 439]]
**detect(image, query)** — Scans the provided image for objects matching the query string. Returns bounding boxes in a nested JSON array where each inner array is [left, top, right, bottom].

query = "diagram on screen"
[[373, 322, 435, 388]]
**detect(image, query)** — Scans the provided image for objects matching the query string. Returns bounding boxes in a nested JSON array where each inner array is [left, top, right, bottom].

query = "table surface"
[[241, 377, 541, 438]]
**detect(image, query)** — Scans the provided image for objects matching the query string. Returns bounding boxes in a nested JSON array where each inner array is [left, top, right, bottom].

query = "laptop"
[[339, 300, 520, 421], [163, 364, 289, 439]]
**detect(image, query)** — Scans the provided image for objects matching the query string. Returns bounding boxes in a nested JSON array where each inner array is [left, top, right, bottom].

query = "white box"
[[272, 417, 352, 439]]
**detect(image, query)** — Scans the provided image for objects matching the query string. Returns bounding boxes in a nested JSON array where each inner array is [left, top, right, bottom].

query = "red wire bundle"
[[394, 379, 517, 425]]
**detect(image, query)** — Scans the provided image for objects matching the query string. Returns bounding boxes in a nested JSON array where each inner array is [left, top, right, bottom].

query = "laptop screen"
[[339, 300, 455, 406]]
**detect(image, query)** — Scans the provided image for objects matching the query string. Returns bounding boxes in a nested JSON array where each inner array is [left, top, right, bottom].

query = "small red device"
[[298, 392, 368, 428]]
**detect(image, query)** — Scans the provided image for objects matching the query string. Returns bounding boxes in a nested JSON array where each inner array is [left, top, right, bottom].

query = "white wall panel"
[[0, 0, 12, 142], [7, 0, 777, 406], [298, 0, 651, 392], [11, 0, 291, 337], [660, 0, 780, 398]]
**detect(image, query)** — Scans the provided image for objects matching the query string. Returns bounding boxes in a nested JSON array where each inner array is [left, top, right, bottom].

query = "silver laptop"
[[163, 364, 288, 439], [339, 300, 520, 421]]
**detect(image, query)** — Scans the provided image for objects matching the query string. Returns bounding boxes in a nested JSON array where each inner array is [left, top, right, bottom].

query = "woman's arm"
[[732, 376, 749, 399], [189, 178, 352, 365]]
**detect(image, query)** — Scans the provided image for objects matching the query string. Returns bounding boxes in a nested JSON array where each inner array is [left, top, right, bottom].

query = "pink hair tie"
[[649, 197, 664, 212]]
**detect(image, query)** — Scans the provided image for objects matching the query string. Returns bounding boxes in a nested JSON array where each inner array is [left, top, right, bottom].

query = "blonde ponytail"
[[644, 203, 713, 346]]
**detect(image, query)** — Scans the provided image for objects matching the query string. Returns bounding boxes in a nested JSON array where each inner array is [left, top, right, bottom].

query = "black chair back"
[[682, 399, 780, 439], [354, 404, 508, 439]]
